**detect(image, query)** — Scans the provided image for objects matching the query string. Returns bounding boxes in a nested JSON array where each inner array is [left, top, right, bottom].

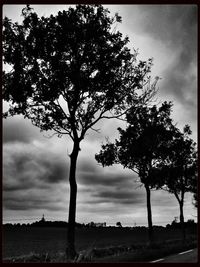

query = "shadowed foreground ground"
[[3, 226, 197, 262]]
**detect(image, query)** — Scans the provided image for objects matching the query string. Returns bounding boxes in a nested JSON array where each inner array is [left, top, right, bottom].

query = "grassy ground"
[[3, 237, 197, 263], [3, 226, 197, 262], [93, 238, 197, 263]]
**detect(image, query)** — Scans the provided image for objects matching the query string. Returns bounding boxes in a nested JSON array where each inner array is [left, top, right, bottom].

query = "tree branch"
[[131, 167, 139, 175], [56, 98, 68, 119], [43, 132, 63, 139], [90, 126, 101, 133], [174, 191, 181, 204]]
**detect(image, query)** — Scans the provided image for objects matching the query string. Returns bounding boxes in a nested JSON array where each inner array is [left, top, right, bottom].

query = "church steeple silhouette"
[[41, 214, 45, 222]]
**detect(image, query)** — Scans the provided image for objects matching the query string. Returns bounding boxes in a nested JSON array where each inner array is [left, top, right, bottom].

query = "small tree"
[[193, 193, 198, 208], [3, 5, 156, 259], [95, 102, 174, 244], [155, 125, 197, 240], [116, 221, 122, 227], [189, 155, 198, 209]]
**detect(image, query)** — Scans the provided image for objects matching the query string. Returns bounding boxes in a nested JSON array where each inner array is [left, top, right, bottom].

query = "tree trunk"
[[66, 141, 80, 260], [145, 184, 154, 244], [179, 201, 186, 241]]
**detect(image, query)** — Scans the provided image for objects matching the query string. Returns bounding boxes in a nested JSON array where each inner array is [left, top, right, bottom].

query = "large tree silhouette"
[[95, 102, 175, 244], [3, 5, 156, 258], [155, 125, 197, 240]]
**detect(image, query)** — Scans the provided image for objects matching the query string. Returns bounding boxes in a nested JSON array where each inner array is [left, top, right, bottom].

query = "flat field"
[[2, 226, 196, 259]]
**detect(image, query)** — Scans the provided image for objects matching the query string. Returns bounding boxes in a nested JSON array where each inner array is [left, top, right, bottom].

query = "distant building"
[[40, 214, 45, 222], [88, 222, 106, 227]]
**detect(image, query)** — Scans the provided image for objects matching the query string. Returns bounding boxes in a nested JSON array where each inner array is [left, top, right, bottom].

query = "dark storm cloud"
[[3, 143, 69, 211], [3, 180, 36, 192], [78, 158, 97, 173], [136, 5, 197, 105], [3, 144, 68, 194], [4, 193, 66, 211], [77, 161, 143, 206], [77, 155, 144, 206], [3, 117, 41, 144], [137, 5, 197, 46], [91, 188, 145, 205], [36, 156, 68, 184], [78, 168, 137, 187]]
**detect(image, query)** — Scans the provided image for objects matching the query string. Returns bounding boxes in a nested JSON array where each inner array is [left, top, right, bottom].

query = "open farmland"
[[2, 226, 197, 259]]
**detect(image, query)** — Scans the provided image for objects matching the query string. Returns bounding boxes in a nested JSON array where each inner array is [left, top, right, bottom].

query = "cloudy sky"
[[3, 4, 197, 226]]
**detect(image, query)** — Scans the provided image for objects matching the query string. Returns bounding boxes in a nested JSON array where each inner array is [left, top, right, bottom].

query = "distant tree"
[[116, 221, 122, 227], [167, 218, 197, 230], [3, 5, 157, 258], [193, 193, 198, 208], [155, 125, 197, 240], [96, 102, 175, 244], [190, 158, 198, 209], [89, 221, 95, 227], [186, 219, 195, 226], [171, 218, 179, 229]]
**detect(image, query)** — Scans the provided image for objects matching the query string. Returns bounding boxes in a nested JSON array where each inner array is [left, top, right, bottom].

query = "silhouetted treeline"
[[3, 221, 81, 228], [3, 219, 197, 229], [166, 219, 197, 229]]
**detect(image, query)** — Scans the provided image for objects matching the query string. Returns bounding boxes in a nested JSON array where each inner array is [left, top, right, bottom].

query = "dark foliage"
[[3, 4, 155, 137], [151, 125, 197, 240], [96, 102, 176, 243], [96, 101, 174, 180]]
